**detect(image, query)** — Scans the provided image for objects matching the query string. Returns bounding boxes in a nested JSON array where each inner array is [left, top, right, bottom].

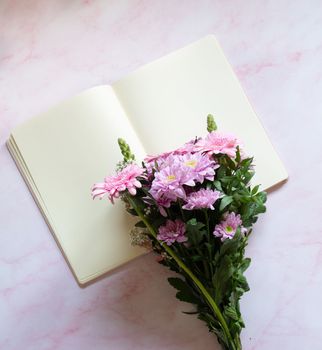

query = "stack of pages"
[[7, 36, 288, 285]]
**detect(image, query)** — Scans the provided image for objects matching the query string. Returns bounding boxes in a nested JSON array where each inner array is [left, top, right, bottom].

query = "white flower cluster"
[[129, 227, 151, 249]]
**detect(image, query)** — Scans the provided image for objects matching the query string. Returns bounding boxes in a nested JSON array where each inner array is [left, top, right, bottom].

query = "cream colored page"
[[112, 36, 287, 190], [12, 86, 146, 284]]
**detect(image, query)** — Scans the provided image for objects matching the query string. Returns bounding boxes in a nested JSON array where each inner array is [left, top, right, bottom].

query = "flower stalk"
[[92, 115, 267, 350], [127, 195, 240, 350]]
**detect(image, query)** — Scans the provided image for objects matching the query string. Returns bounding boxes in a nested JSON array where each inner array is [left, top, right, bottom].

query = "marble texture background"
[[1, 1, 322, 349]]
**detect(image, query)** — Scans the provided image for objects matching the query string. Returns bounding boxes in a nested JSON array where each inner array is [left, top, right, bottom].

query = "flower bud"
[[207, 114, 217, 132], [118, 138, 135, 162]]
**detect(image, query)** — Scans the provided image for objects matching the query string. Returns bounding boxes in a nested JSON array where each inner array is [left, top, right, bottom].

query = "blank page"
[[113, 35, 288, 190], [11, 86, 146, 285]]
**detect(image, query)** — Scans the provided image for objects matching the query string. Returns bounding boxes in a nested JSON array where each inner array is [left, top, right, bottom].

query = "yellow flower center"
[[167, 175, 176, 181], [185, 160, 197, 168], [226, 225, 233, 232]]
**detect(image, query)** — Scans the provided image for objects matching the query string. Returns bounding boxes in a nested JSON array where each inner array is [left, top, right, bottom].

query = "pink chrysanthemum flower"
[[150, 164, 187, 200], [174, 138, 200, 155], [144, 139, 199, 168], [92, 163, 144, 203], [182, 189, 221, 210], [194, 131, 241, 158], [157, 219, 187, 246], [144, 151, 178, 175], [149, 152, 220, 213], [180, 152, 218, 184], [144, 151, 173, 167], [149, 156, 197, 204], [213, 212, 246, 241]]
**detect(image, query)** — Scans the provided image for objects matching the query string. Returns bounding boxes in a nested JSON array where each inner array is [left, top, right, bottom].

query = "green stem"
[[127, 196, 237, 350], [204, 210, 214, 277], [178, 200, 186, 221], [235, 335, 242, 350], [177, 202, 210, 283], [204, 210, 210, 236], [195, 246, 210, 280]]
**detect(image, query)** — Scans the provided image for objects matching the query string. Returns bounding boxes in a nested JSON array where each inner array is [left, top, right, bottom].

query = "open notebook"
[[7, 36, 288, 286]]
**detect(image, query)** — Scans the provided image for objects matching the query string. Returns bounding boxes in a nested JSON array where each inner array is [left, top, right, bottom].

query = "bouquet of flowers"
[[92, 115, 266, 350]]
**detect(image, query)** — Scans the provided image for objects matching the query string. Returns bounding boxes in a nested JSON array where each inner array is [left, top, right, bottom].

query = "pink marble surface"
[[1, 1, 322, 349]]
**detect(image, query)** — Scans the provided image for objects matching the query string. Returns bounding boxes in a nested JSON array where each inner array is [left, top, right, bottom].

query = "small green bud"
[[118, 138, 135, 162], [207, 114, 217, 132]]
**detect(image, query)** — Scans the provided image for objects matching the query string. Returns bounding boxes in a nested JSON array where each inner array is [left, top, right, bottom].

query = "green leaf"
[[216, 166, 226, 180], [225, 155, 236, 171], [240, 258, 251, 273], [231, 321, 243, 335], [213, 180, 223, 192], [243, 171, 254, 184], [126, 208, 138, 216], [186, 218, 206, 246], [257, 191, 267, 203], [236, 146, 241, 163], [168, 277, 199, 304], [219, 235, 240, 257], [212, 255, 234, 304], [219, 196, 233, 211], [204, 242, 214, 259], [224, 304, 239, 321], [191, 255, 203, 262], [235, 273, 250, 292], [240, 157, 253, 168], [251, 185, 260, 195]]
